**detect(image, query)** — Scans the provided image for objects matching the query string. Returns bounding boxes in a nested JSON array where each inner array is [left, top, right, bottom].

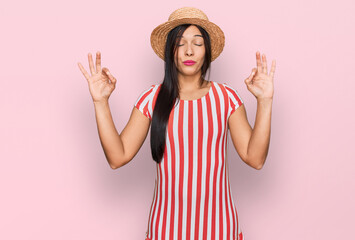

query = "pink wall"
[[1, 0, 354, 239]]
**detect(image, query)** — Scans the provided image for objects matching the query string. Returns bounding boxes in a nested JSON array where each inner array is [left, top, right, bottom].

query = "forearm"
[[247, 98, 273, 169], [93, 100, 125, 169]]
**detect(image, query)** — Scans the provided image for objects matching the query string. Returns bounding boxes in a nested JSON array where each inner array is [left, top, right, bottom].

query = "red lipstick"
[[183, 60, 196, 66]]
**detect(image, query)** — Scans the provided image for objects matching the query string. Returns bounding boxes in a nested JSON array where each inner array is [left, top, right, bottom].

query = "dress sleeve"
[[223, 83, 244, 119], [134, 85, 156, 120]]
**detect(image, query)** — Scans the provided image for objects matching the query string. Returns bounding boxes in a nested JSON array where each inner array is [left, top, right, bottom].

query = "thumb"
[[102, 67, 116, 84], [102, 67, 111, 77], [245, 68, 256, 85]]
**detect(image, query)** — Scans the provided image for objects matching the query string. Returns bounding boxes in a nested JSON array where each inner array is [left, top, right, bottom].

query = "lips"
[[183, 60, 196, 66]]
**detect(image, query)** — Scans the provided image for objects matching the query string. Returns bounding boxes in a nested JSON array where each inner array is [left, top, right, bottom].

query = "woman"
[[78, 7, 275, 240]]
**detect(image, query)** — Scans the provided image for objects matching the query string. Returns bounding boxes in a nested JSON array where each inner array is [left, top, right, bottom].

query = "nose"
[[185, 44, 193, 56]]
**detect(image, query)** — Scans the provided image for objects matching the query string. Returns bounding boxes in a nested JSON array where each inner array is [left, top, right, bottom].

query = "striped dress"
[[134, 80, 245, 240]]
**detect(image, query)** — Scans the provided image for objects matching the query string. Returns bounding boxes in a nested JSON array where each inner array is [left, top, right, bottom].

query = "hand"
[[78, 51, 117, 103], [244, 51, 276, 100]]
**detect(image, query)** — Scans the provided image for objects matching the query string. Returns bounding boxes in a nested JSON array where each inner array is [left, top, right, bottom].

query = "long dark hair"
[[150, 24, 212, 164]]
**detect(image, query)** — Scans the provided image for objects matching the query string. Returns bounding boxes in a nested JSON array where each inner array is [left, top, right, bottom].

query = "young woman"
[[78, 7, 275, 240]]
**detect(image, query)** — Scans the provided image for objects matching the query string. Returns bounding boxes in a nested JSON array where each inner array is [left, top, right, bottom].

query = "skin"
[[228, 54, 275, 170], [174, 25, 211, 100], [77, 25, 276, 170]]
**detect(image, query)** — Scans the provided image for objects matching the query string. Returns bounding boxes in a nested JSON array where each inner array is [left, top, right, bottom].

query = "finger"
[[108, 71, 117, 85], [269, 59, 276, 79], [244, 77, 251, 86], [102, 67, 114, 82], [262, 54, 268, 74], [245, 68, 256, 85], [96, 51, 101, 73], [110, 75, 117, 85], [88, 53, 96, 75], [77, 62, 91, 81], [250, 68, 256, 83], [256, 51, 262, 73]]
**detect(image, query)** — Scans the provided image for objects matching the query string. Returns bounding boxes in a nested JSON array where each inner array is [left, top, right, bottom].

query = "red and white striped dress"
[[135, 80, 245, 240]]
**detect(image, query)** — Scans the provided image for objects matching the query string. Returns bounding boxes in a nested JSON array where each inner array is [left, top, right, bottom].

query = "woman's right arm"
[[78, 51, 150, 169], [93, 100, 150, 169]]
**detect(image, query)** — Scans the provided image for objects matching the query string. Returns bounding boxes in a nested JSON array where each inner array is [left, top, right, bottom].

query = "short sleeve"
[[223, 83, 244, 118], [134, 85, 156, 120]]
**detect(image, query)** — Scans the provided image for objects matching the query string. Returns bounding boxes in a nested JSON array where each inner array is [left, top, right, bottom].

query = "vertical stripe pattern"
[[134, 81, 245, 240]]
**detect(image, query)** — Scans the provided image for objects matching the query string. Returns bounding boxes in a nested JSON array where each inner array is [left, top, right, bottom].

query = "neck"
[[177, 72, 205, 91]]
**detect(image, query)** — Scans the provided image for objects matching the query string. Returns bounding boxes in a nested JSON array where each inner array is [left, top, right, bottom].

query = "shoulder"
[[135, 83, 162, 106], [211, 81, 241, 98], [218, 82, 244, 114], [220, 82, 238, 94], [220, 82, 243, 100], [142, 83, 161, 92], [134, 83, 162, 120], [210, 81, 237, 94], [137, 83, 161, 97]]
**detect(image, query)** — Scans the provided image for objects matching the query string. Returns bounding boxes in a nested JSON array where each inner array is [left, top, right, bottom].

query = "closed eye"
[[178, 44, 203, 46]]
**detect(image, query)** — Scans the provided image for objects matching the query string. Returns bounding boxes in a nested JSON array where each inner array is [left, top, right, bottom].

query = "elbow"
[[256, 157, 266, 170], [110, 161, 124, 170], [108, 157, 124, 170], [255, 163, 264, 170], [110, 162, 124, 170], [110, 163, 119, 170], [246, 156, 265, 170], [106, 154, 120, 170], [109, 159, 119, 169], [109, 156, 131, 170]]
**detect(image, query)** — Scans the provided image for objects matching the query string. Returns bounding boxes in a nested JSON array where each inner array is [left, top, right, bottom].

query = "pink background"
[[1, 0, 354, 239]]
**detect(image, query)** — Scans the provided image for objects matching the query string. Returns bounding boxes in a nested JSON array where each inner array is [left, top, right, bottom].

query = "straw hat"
[[150, 7, 225, 62]]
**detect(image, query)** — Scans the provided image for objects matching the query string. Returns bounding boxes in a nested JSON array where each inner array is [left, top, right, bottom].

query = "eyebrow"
[[179, 34, 203, 38]]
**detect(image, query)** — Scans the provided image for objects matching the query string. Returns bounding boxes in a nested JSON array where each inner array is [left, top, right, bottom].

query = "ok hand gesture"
[[78, 51, 117, 103], [244, 51, 276, 100]]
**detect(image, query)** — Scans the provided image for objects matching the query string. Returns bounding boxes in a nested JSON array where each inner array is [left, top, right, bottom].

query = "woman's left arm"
[[228, 51, 276, 170]]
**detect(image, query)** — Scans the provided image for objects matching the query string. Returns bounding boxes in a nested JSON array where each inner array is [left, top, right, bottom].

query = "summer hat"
[[150, 6, 225, 62]]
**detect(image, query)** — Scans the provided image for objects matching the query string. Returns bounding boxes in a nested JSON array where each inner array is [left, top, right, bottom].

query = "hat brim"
[[150, 18, 225, 62]]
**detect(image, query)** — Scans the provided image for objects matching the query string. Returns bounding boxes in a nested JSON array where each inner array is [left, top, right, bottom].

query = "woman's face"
[[174, 25, 205, 77]]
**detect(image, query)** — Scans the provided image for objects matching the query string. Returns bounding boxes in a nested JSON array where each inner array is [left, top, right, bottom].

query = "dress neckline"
[[179, 81, 214, 102]]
